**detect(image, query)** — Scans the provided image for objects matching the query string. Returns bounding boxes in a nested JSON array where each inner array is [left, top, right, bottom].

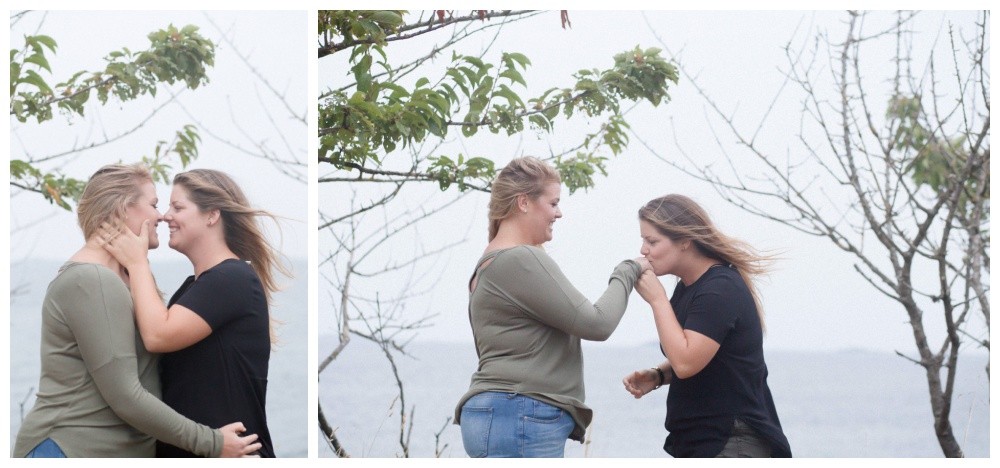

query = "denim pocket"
[[524, 399, 563, 423], [460, 406, 493, 458], [521, 400, 573, 457]]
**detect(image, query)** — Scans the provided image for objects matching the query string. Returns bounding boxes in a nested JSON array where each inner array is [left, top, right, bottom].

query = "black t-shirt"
[[663, 264, 791, 458], [156, 259, 275, 458]]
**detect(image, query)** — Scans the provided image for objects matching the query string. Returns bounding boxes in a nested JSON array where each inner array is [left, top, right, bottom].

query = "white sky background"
[[8, 10, 308, 265], [320, 10, 990, 355]]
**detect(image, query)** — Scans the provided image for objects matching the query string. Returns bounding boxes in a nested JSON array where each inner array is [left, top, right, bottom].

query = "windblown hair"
[[488, 157, 561, 241], [77, 163, 153, 241], [639, 194, 773, 330], [173, 169, 291, 344]]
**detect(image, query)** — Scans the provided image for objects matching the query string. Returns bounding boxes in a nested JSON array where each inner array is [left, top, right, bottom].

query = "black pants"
[[715, 419, 772, 458]]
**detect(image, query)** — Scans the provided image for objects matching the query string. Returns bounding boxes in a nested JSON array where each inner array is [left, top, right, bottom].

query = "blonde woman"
[[623, 194, 791, 458], [13, 164, 259, 458], [454, 157, 647, 458], [101, 169, 288, 457]]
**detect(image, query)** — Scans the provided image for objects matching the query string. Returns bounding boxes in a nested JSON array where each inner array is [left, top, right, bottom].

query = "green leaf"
[[370, 11, 404, 27], [499, 68, 526, 88], [494, 84, 524, 108], [19, 70, 53, 95], [542, 104, 559, 121], [24, 53, 51, 73], [31, 35, 56, 52], [504, 52, 531, 68]]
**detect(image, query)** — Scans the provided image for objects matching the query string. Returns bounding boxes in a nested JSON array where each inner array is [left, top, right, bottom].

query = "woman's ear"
[[208, 209, 222, 227], [517, 194, 529, 213]]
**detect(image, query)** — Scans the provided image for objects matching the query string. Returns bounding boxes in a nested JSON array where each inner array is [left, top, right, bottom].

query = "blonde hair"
[[173, 169, 291, 344], [77, 163, 153, 241], [488, 157, 561, 241], [639, 194, 773, 330]]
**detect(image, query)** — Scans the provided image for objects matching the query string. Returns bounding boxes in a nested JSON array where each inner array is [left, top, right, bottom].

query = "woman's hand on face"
[[635, 270, 668, 307], [622, 368, 659, 399], [97, 220, 150, 270], [634, 257, 653, 274], [219, 422, 262, 458]]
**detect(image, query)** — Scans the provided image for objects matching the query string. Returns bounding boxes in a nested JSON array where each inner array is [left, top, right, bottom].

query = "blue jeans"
[[25, 438, 67, 458], [460, 391, 575, 458]]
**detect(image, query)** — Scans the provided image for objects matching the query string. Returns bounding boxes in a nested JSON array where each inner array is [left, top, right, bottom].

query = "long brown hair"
[[639, 194, 773, 330], [77, 163, 153, 241], [487, 157, 561, 241], [173, 169, 291, 343]]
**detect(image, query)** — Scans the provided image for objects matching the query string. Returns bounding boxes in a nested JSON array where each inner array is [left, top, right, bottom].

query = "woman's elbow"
[[141, 334, 175, 353], [670, 361, 702, 380], [672, 368, 696, 380], [578, 324, 616, 341]]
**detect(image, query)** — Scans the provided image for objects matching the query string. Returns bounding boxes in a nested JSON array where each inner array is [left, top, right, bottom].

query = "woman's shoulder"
[[696, 265, 750, 295], [48, 262, 129, 303], [206, 258, 255, 276], [54, 261, 122, 286], [696, 267, 759, 323], [196, 259, 262, 294], [478, 245, 556, 276], [493, 244, 553, 265]]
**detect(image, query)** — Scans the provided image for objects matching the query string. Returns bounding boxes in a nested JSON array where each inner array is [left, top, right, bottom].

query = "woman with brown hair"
[[101, 168, 289, 457], [454, 156, 648, 458], [622, 194, 791, 458], [13, 163, 260, 458]]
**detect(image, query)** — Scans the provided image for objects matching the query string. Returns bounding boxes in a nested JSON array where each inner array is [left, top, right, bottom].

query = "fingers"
[[243, 441, 262, 456], [622, 371, 645, 399], [96, 223, 120, 247], [239, 430, 259, 454], [222, 421, 247, 433], [139, 219, 149, 238]]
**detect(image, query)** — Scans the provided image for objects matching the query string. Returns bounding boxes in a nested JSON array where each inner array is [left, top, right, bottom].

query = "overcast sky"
[[319, 9, 989, 355]]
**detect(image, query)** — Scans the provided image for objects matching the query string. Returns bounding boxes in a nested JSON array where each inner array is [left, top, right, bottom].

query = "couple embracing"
[[454, 157, 792, 458], [14, 164, 286, 458]]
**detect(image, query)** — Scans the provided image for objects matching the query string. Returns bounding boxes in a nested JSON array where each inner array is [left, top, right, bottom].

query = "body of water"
[[9, 258, 309, 457], [318, 337, 989, 458]]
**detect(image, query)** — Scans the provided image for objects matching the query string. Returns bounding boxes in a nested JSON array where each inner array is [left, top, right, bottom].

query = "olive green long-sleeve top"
[[13, 262, 222, 458], [454, 246, 642, 442]]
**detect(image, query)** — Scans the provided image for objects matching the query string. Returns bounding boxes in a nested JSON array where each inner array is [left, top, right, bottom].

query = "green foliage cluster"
[[9, 25, 214, 209], [319, 10, 679, 194], [889, 94, 988, 210], [11, 24, 214, 124]]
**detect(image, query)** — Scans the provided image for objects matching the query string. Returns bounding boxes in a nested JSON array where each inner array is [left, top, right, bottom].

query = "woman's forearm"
[[650, 299, 687, 355], [125, 261, 172, 351]]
